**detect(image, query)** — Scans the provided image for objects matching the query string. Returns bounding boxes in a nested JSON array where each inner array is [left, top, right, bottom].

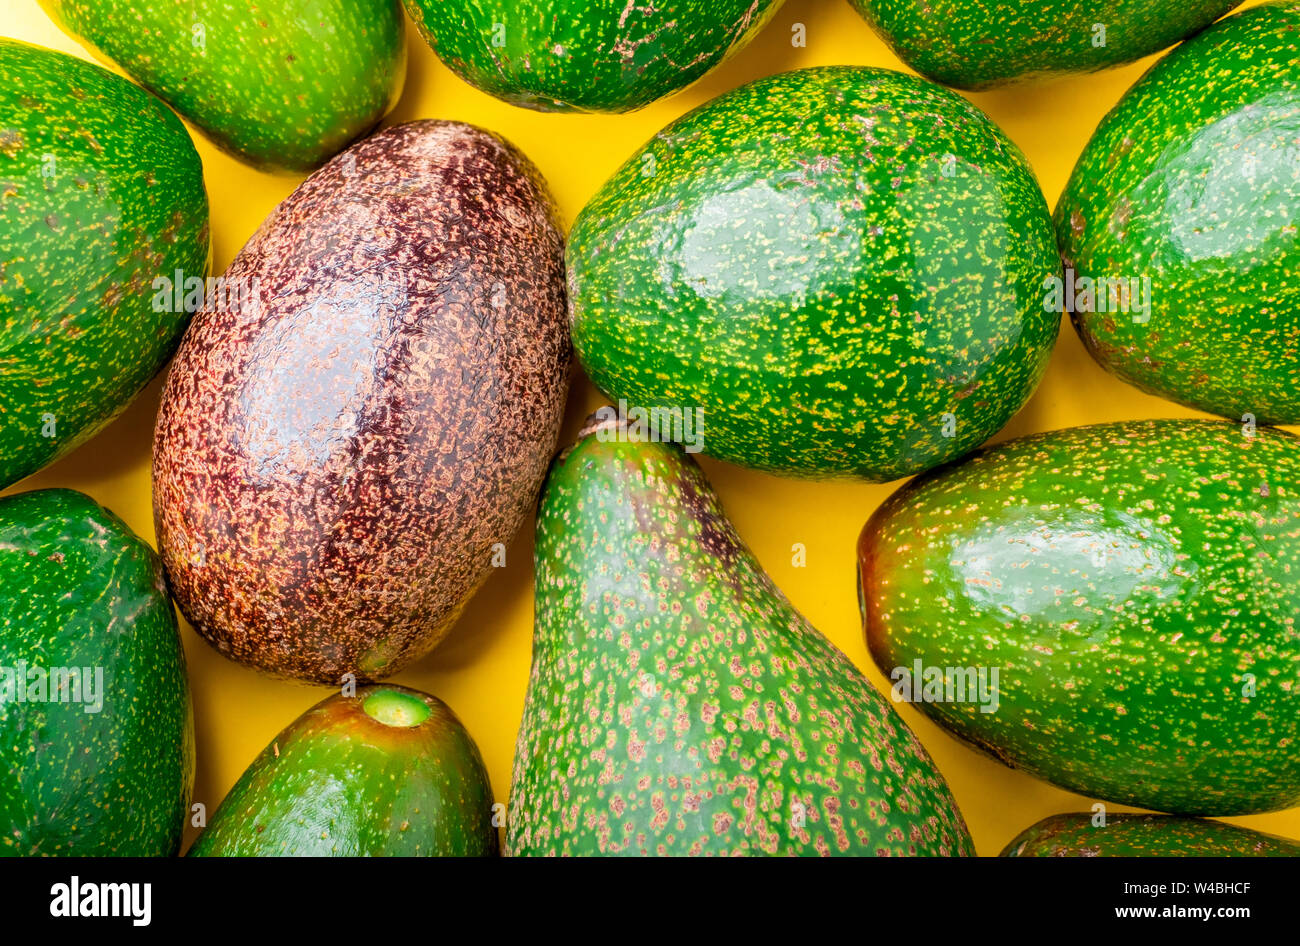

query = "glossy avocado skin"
[[0, 489, 194, 856], [403, 0, 784, 112], [849, 0, 1241, 90], [0, 39, 209, 491], [40, 0, 406, 172], [189, 686, 497, 856], [1003, 813, 1300, 857], [507, 418, 974, 856], [568, 67, 1061, 481], [1058, 2, 1300, 423], [859, 420, 1300, 816]]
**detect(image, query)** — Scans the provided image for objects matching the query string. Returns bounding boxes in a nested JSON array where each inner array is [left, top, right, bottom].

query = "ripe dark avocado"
[[152, 121, 571, 685], [39, 0, 406, 172], [848, 0, 1241, 90], [1002, 813, 1300, 857], [0, 489, 194, 856], [507, 413, 974, 856], [402, 0, 784, 112], [1058, 1, 1300, 423], [188, 686, 496, 856], [859, 420, 1300, 815], [568, 67, 1061, 481], [0, 39, 209, 491]]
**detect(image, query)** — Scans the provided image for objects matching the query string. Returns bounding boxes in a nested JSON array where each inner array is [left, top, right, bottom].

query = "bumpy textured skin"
[[189, 686, 496, 856], [403, 0, 784, 113], [152, 121, 570, 685], [507, 419, 974, 856], [0, 489, 194, 856], [39, 0, 406, 172], [860, 420, 1300, 815], [568, 67, 1060, 481], [0, 40, 209, 491], [1057, 2, 1300, 423], [849, 0, 1241, 90], [1002, 813, 1300, 857]]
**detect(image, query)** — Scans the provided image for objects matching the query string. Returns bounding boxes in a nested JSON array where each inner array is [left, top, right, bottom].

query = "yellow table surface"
[[5, 0, 1297, 856]]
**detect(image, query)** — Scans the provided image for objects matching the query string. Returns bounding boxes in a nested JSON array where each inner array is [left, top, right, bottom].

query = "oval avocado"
[[0, 489, 194, 856], [152, 121, 570, 685], [189, 686, 496, 856], [567, 66, 1061, 481], [859, 419, 1300, 815], [39, 0, 406, 172], [0, 39, 209, 492], [848, 0, 1242, 90], [1058, 2, 1300, 423], [1002, 813, 1300, 856], [402, 0, 784, 112]]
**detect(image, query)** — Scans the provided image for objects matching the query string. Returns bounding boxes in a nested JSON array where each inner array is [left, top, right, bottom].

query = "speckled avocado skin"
[[189, 686, 496, 856], [568, 67, 1061, 481], [1057, 2, 1300, 424], [39, 0, 406, 172], [859, 420, 1300, 816], [403, 0, 784, 113], [152, 121, 570, 685], [849, 0, 1241, 90], [1003, 813, 1300, 856], [507, 417, 974, 856], [0, 489, 194, 857], [0, 39, 209, 492]]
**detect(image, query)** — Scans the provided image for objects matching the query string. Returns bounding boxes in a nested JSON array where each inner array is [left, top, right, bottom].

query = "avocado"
[[0, 39, 209, 492], [858, 419, 1300, 816], [189, 686, 496, 856], [402, 0, 784, 112], [0, 489, 194, 856], [152, 120, 570, 685], [1003, 813, 1300, 857], [1057, 1, 1300, 424], [567, 67, 1061, 481], [848, 0, 1242, 90], [506, 413, 974, 856], [39, 0, 406, 172]]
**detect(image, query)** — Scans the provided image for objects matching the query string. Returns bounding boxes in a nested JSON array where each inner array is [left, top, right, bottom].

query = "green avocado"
[[1002, 813, 1300, 856], [858, 419, 1300, 816], [0, 489, 194, 856], [506, 413, 974, 856], [567, 67, 1061, 481], [0, 39, 209, 491], [39, 0, 406, 171], [402, 0, 784, 112], [1057, 1, 1300, 424], [848, 0, 1241, 90], [189, 686, 497, 856]]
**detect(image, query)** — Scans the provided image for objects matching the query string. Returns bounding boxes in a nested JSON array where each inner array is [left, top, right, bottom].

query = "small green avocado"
[[189, 686, 497, 856], [1003, 813, 1300, 857]]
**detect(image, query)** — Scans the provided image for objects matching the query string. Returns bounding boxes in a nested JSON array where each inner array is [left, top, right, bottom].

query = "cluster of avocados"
[[0, 0, 1297, 857]]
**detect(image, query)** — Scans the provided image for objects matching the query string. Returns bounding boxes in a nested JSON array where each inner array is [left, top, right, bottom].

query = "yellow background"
[[5, 0, 1296, 855]]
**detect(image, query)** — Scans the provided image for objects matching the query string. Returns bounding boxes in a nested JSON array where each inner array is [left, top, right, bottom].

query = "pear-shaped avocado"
[[189, 686, 497, 856], [506, 413, 973, 856], [859, 419, 1300, 815], [1002, 814, 1300, 857]]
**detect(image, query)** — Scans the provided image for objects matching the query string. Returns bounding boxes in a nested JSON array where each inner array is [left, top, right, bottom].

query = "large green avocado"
[[402, 0, 784, 112], [1002, 813, 1300, 856], [1057, 2, 1300, 423], [0, 39, 209, 491], [568, 67, 1061, 481], [858, 420, 1300, 816], [507, 413, 974, 856], [848, 0, 1241, 90], [0, 489, 194, 856], [39, 0, 406, 172], [188, 686, 497, 856]]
